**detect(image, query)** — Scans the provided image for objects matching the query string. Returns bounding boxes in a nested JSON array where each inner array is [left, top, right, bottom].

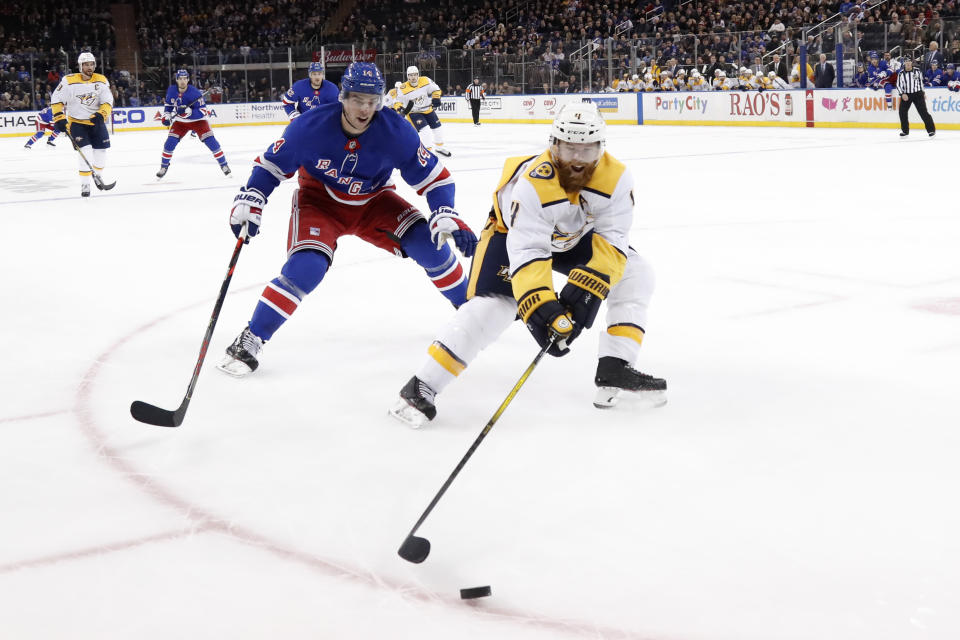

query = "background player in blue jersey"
[[281, 61, 339, 119], [218, 62, 478, 376], [156, 69, 230, 179], [23, 106, 60, 149]]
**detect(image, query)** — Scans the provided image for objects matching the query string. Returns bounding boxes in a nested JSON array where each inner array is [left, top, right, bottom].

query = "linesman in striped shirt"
[[896, 57, 936, 138], [465, 78, 486, 126]]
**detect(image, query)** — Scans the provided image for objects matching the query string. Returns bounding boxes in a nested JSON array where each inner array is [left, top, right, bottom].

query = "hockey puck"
[[460, 585, 492, 599]]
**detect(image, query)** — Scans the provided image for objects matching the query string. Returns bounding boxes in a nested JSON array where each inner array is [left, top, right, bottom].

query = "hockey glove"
[[53, 118, 67, 134], [230, 187, 266, 242], [428, 206, 478, 257], [559, 265, 610, 341], [161, 113, 173, 127], [90, 112, 104, 127], [432, 97, 442, 108], [288, 110, 301, 119], [521, 297, 574, 357], [176, 105, 192, 118]]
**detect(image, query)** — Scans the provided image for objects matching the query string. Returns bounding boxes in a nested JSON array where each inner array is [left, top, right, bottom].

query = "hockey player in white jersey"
[[397, 65, 451, 157], [50, 52, 114, 197], [390, 103, 667, 428]]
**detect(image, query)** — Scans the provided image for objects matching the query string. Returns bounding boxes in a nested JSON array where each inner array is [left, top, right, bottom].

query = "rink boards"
[[2, 89, 959, 136]]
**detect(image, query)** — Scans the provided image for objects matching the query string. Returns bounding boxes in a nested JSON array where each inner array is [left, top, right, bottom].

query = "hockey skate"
[[221, 164, 232, 176], [23, 141, 32, 149], [593, 356, 667, 409], [156, 165, 168, 179], [47, 138, 57, 147], [81, 184, 91, 198], [434, 146, 452, 157], [217, 327, 264, 377], [389, 376, 437, 428]]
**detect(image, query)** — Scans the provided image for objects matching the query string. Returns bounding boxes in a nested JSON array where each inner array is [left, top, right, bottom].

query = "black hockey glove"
[[559, 266, 610, 342], [520, 295, 574, 357], [432, 97, 442, 108], [90, 112, 104, 127], [53, 118, 67, 134]]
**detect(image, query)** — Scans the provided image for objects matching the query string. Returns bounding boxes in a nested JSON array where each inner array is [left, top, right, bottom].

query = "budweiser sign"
[[314, 49, 378, 66]]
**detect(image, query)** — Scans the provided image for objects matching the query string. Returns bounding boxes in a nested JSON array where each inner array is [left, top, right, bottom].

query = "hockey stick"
[[64, 128, 116, 191], [164, 89, 211, 132], [130, 226, 247, 427], [397, 335, 556, 564]]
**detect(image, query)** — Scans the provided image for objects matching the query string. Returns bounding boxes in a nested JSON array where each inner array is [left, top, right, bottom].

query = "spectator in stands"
[[854, 62, 869, 87]]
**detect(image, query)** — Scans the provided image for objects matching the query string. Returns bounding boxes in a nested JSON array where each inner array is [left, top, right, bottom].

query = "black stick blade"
[[398, 535, 431, 564], [130, 400, 182, 427]]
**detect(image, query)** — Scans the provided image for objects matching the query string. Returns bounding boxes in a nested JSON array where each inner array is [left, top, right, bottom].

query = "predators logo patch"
[[529, 161, 554, 180]]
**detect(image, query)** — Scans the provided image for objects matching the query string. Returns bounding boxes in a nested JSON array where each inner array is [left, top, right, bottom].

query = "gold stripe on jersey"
[[66, 73, 108, 85], [584, 232, 628, 287], [512, 258, 555, 321], [428, 341, 467, 376], [607, 323, 645, 345], [491, 154, 538, 232], [581, 153, 626, 198], [466, 218, 498, 299]]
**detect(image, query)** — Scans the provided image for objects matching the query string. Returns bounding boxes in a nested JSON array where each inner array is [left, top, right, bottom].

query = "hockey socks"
[[160, 134, 181, 167], [248, 251, 328, 341], [400, 222, 468, 307], [202, 135, 228, 166]]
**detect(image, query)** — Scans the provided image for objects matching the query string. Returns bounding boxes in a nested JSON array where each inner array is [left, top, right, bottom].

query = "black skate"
[[434, 146, 452, 157], [24, 141, 32, 149], [389, 376, 437, 428], [221, 164, 232, 176], [47, 138, 57, 147], [81, 184, 91, 198], [217, 327, 264, 377], [156, 165, 168, 179], [593, 356, 667, 409]]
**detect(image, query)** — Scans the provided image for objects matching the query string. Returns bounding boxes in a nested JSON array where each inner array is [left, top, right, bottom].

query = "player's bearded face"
[[81, 62, 95, 78], [551, 140, 601, 191], [176, 78, 188, 90]]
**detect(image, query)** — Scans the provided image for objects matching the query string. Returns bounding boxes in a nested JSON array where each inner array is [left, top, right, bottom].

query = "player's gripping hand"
[[176, 105, 192, 118], [428, 206, 478, 257], [524, 299, 574, 357], [230, 187, 266, 242], [90, 112, 104, 127], [161, 113, 173, 127], [559, 265, 610, 342], [53, 118, 67, 134], [432, 97, 442, 108]]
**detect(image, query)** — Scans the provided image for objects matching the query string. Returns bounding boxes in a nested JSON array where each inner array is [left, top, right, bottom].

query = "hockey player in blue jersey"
[[867, 52, 897, 110], [924, 60, 944, 87], [854, 62, 869, 88], [945, 64, 960, 92], [23, 106, 60, 149], [156, 69, 230, 179], [281, 61, 339, 119], [218, 61, 478, 376]]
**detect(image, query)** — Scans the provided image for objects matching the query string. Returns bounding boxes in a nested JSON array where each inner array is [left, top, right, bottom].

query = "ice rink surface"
[[1, 119, 958, 640]]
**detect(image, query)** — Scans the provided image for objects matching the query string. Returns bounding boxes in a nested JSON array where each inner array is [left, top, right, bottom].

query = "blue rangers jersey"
[[924, 68, 944, 87], [247, 102, 454, 210], [164, 84, 207, 121], [281, 78, 339, 117], [37, 106, 54, 123], [867, 61, 891, 87]]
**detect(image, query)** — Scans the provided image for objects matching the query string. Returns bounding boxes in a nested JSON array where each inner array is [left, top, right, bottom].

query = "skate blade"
[[216, 356, 254, 378], [388, 399, 428, 429], [593, 387, 667, 409]]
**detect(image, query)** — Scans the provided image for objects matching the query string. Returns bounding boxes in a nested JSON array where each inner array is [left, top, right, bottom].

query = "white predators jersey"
[[51, 73, 113, 123], [399, 76, 442, 114], [491, 151, 633, 277]]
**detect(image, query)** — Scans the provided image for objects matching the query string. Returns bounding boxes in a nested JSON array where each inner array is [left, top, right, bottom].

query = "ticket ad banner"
[[814, 87, 960, 126], [643, 90, 806, 124]]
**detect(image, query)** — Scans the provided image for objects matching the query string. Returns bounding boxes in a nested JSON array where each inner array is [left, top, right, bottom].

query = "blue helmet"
[[868, 50, 879, 60], [175, 69, 189, 80], [339, 62, 385, 107], [308, 61, 324, 74], [948, 63, 956, 70]]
